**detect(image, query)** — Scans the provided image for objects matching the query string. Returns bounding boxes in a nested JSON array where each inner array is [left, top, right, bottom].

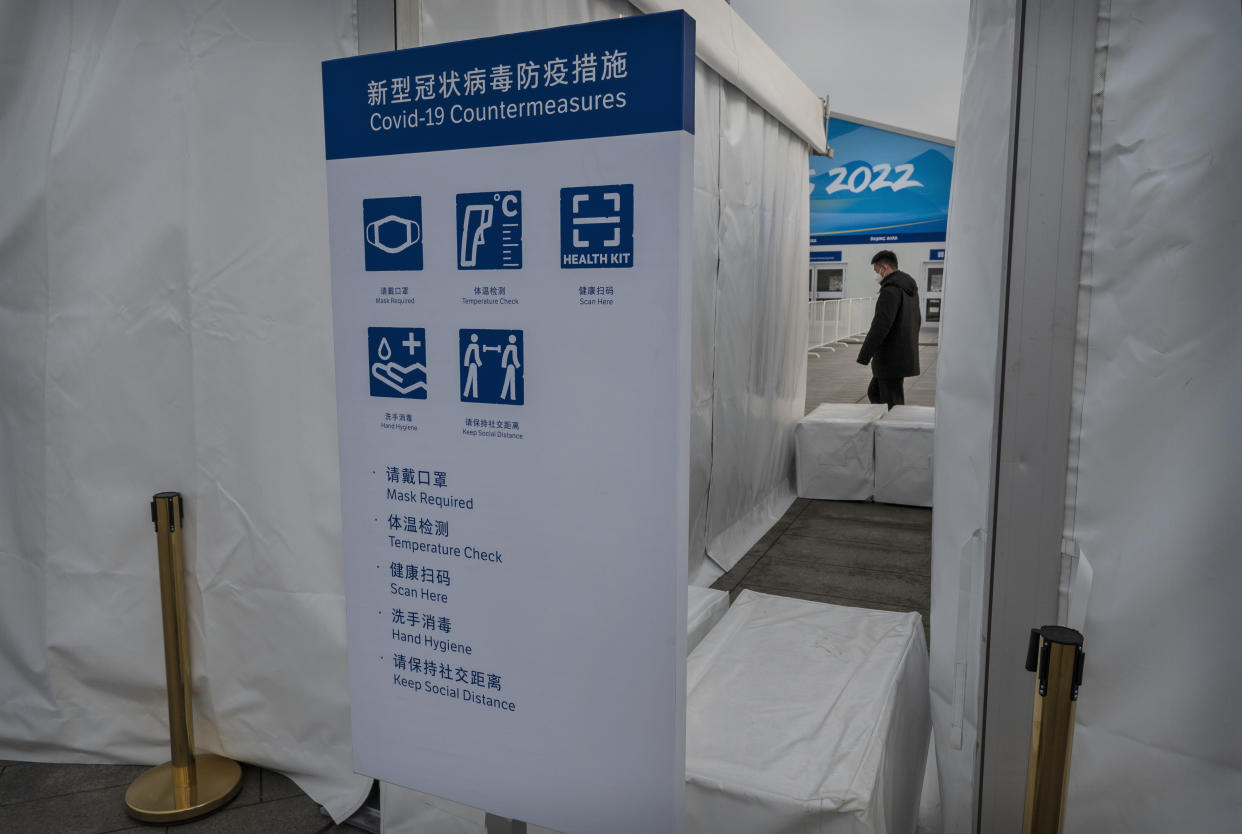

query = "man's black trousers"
[[867, 376, 905, 409]]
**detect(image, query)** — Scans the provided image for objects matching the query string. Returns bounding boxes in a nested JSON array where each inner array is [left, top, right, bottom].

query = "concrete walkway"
[[0, 760, 354, 833]]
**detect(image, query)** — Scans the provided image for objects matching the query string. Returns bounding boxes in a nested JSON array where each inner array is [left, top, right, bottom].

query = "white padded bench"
[[874, 406, 935, 508], [686, 590, 930, 834], [796, 403, 888, 500]]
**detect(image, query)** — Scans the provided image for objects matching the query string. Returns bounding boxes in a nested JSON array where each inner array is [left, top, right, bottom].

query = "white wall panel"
[[926, 0, 1018, 830]]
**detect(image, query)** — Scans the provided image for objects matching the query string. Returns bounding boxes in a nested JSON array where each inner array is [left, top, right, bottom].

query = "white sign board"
[[322, 13, 694, 833]]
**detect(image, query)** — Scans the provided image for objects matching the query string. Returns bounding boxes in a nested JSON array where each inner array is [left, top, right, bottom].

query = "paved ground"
[[710, 498, 932, 640], [805, 327, 940, 412], [0, 331, 939, 832], [0, 760, 355, 834], [716, 329, 939, 639]]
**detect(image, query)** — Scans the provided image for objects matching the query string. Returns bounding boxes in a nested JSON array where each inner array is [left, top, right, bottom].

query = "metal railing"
[[807, 296, 877, 356]]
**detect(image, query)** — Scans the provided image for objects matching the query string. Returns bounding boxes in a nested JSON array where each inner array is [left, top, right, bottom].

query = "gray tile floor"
[[0, 760, 352, 834], [710, 498, 932, 641], [0, 331, 938, 833], [715, 331, 938, 640]]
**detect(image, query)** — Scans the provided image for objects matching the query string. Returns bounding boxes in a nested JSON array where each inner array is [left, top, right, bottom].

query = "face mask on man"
[[874, 271, 884, 284]]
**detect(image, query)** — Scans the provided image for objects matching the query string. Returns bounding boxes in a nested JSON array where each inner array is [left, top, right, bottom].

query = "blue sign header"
[[810, 118, 954, 246], [809, 250, 843, 262], [323, 12, 695, 159]]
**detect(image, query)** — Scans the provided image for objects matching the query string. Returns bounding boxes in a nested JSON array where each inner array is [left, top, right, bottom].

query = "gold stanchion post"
[[125, 492, 242, 822], [1021, 625, 1086, 834]]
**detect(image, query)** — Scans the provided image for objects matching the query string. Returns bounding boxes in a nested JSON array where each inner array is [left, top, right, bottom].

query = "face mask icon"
[[366, 215, 421, 254]]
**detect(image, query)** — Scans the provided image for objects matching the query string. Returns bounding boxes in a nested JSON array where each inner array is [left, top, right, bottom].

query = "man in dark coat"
[[856, 250, 922, 408]]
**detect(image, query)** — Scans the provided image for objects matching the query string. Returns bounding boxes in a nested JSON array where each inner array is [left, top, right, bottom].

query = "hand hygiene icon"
[[369, 329, 428, 399]]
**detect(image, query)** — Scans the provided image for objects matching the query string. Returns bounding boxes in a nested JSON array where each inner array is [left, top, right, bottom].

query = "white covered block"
[[688, 586, 730, 655], [874, 406, 935, 507], [686, 590, 930, 834], [380, 781, 486, 834], [796, 403, 888, 500]]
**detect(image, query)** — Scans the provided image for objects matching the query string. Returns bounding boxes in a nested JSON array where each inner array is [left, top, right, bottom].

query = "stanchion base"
[[124, 754, 243, 823]]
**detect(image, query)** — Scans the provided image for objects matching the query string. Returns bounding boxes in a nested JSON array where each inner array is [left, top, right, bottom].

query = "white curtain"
[[930, 0, 1242, 831], [925, 1, 1017, 829], [0, 0, 371, 821], [1060, 0, 1242, 829], [0, 0, 815, 826], [699, 77, 808, 582]]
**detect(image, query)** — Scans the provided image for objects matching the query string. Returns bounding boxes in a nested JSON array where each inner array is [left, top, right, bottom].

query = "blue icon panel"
[[456, 191, 522, 270], [364, 196, 423, 271], [460, 329, 523, 406], [369, 327, 427, 399], [560, 185, 634, 268]]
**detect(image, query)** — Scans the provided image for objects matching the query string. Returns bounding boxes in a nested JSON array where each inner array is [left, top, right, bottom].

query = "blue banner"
[[810, 118, 954, 245], [323, 12, 694, 159]]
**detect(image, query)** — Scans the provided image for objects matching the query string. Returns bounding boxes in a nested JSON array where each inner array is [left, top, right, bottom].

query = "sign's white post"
[[322, 13, 694, 833]]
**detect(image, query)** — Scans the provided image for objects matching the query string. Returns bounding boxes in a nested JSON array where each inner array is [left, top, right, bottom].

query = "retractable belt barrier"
[[1022, 625, 1086, 834], [125, 492, 243, 823]]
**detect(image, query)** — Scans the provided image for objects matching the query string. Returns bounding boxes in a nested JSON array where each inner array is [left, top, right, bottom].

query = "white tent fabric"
[[700, 73, 810, 581], [629, 0, 826, 152], [0, 1, 370, 821], [926, 4, 1017, 829], [418, 0, 815, 586], [1059, 0, 1242, 829], [931, 1, 1242, 831]]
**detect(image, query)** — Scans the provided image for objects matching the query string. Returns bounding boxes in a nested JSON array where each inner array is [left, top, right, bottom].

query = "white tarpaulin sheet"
[[686, 590, 930, 834], [0, 1, 369, 821], [796, 403, 887, 501], [930, 1, 1242, 831], [874, 406, 934, 508]]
